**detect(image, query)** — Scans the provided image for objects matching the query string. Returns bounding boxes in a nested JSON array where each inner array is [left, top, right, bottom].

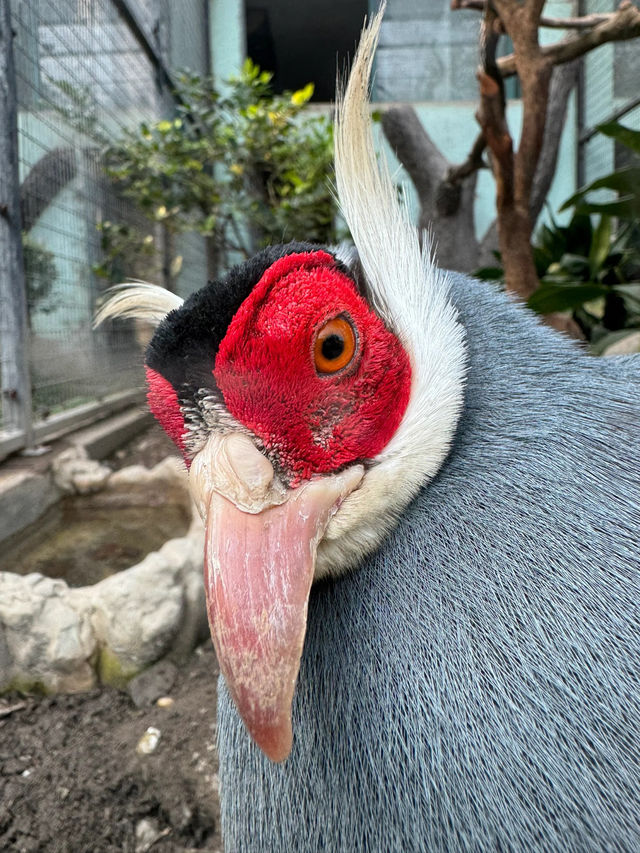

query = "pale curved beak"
[[189, 433, 363, 762]]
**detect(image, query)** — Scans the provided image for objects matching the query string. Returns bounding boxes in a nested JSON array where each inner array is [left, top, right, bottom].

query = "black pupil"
[[321, 334, 345, 361]]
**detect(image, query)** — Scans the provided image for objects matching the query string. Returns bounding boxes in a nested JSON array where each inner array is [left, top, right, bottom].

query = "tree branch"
[[20, 148, 77, 232], [497, 2, 640, 76], [447, 133, 487, 184], [476, 71, 513, 210], [452, 1, 611, 29], [381, 106, 480, 271], [530, 59, 579, 223], [380, 106, 448, 202]]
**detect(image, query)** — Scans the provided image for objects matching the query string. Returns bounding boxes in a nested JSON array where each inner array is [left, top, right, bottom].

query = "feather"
[[216, 9, 640, 851], [93, 282, 183, 329], [218, 268, 640, 852], [319, 7, 467, 576]]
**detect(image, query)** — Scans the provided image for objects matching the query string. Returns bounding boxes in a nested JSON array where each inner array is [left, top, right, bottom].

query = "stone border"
[[0, 452, 208, 694]]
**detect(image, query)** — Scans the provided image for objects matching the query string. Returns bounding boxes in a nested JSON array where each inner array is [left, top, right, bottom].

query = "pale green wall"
[[209, 0, 246, 86]]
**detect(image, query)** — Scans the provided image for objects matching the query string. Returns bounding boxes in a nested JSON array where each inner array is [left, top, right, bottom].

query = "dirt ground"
[[0, 425, 224, 853], [0, 644, 223, 853]]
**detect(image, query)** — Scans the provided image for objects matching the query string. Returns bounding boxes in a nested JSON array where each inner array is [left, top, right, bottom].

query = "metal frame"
[[0, 0, 190, 463], [0, 0, 34, 452], [0, 389, 144, 462]]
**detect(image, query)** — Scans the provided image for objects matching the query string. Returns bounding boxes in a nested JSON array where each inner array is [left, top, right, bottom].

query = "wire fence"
[[0, 0, 210, 458], [579, 0, 640, 186]]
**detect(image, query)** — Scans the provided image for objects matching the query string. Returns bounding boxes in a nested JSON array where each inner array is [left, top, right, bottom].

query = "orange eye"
[[313, 316, 357, 374]]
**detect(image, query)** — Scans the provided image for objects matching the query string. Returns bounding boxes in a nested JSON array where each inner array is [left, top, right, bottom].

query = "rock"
[[0, 458, 205, 695], [128, 661, 178, 708], [89, 548, 186, 675], [0, 470, 61, 542], [0, 573, 96, 693], [602, 330, 640, 356], [52, 446, 111, 494], [135, 817, 164, 852], [136, 727, 161, 756], [108, 456, 187, 490]]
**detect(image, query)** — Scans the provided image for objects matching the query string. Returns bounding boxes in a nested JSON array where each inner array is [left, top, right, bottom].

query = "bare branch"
[[498, 2, 640, 76], [381, 106, 480, 271], [453, 0, 611, 29], [447, 134, 488, 184], [476, 70, 513, 208], [530, 59, 579, 222], [380, 106, 448, 202]]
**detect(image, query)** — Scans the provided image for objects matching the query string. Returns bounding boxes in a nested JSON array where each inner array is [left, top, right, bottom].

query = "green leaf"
[[613, 282, 640, 312], [557, 253, 590, 277], [582, 297, 606, 319], [474, 266, 504, 280], [596, 121, 640, 154], [560, 167, 640, 217], [589, 215, 612, 278], [290, 83, 314, 106], [527, 282, 609, 314], [573, 196, 640, 220]]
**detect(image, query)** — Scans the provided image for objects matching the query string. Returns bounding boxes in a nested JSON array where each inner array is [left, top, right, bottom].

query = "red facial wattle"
[[214, 251, 412, 482], [145, 366, 187, 455]]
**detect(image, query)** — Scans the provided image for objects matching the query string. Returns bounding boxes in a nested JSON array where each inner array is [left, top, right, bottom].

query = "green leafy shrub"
[[478, 121, 640, 353], [93, 221, 159, 283], [104, 61, 339, 268], [527, 121, 640, 351]]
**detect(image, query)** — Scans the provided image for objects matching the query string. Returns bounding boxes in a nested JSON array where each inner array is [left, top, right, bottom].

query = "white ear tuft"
[[93, 282, 184, 329], [320, 3, 468, 579]]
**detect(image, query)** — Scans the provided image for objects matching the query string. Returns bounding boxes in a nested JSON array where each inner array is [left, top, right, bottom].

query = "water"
[[0, 487, 191, 587]]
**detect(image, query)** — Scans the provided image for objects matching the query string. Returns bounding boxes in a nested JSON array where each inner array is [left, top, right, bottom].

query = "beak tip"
[[251, 719, 293, 763]]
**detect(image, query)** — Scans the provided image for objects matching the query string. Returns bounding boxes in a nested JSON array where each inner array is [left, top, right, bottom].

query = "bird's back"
[[218, 273, 640, 852]]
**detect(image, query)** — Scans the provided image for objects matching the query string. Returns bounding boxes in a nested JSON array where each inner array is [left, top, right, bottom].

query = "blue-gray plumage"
[[98, 10, 640, 849], [218, 272, 640, 852]]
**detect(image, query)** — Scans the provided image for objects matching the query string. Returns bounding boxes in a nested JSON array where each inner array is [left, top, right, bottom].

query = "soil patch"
[[0, 644, 222, 853]]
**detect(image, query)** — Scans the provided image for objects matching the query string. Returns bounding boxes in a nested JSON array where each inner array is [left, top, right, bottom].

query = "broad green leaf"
[[589, 215, 612, 278], [613, 282, 640, 312], [597, 121, 640, 154], [564, 214, 593, 253], [573, 196, 640, 220], [558, 253, 590, 277], [528, 282, 609, 314], [582, 297, 606, 319], [591, 328, 640, 355], [560, 167, 640, 212]]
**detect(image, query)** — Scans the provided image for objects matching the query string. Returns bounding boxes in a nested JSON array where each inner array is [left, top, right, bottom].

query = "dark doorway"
[[245, 0, 368, 101]]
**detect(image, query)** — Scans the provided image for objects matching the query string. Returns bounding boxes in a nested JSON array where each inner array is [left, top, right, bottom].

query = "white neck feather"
[[318, 6, 468, 577]]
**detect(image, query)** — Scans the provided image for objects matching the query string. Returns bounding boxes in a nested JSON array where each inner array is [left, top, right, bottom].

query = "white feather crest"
[[93, 281, 184, 329], [318, 5, 468, 577]]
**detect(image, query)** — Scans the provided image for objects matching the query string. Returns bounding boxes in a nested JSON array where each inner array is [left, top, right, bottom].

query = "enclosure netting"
[[1, 0, 209, 439]]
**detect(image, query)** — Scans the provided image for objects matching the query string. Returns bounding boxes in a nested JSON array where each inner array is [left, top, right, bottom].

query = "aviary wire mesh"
[[2, 0, 209, 436], [580, 0, 640, 186]]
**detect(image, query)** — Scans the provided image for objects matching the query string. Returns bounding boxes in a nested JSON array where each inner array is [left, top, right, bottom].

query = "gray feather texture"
[[217, 272, 640, 852]]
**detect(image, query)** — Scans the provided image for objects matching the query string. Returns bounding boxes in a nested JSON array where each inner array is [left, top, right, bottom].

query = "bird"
[[96, 9, 640, 852]]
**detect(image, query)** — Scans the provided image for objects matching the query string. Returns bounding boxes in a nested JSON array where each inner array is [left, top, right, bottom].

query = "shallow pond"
[[0, 487, 191, 587]]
